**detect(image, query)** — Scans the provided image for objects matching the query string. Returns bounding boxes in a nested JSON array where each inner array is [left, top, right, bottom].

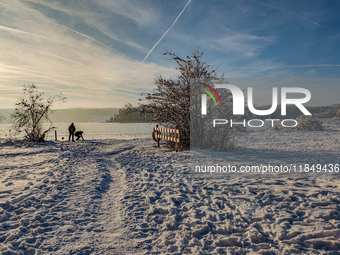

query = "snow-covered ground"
[[1, 125, 340, 254]]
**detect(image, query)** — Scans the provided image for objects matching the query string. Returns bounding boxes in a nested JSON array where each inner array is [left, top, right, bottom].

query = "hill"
[[0, 108, 119, 124]]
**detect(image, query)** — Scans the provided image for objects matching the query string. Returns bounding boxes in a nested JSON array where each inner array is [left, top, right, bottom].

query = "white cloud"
[[214, 32, 274, 58], [10, 0, 148, 51], [96, 0, 160, 26], [0, 0, 175, 108]]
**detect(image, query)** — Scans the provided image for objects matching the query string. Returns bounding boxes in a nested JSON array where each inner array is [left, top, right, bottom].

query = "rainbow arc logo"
[[198, 82, 222, 109], [198, 82, 223, 116]]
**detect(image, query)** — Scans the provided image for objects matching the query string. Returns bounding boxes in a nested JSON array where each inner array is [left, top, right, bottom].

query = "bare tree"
[[11, 84, 66, 142], [141, 48, 245, 150]]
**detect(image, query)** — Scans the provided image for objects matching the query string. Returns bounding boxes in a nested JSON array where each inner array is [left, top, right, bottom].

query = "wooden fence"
[[152, 125, 180, 152]]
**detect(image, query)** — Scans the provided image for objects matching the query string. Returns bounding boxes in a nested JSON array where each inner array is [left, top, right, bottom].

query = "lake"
[[0, 118, 337, 140], [0, 122, 158, 140]]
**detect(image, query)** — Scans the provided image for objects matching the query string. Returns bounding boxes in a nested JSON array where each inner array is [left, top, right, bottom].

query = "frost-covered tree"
[[11, 84, 66, 142], [333, 109, 340, 121], [294, 115, 324, 131], [141, 49, 245, 150]]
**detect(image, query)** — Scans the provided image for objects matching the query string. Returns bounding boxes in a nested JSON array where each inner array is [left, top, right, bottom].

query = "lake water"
[[0, 118, 336, 140], [0, 122, 158, 140]]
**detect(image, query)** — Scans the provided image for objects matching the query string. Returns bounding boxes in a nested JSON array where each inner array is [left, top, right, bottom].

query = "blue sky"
[[0, 0, 339, 108]]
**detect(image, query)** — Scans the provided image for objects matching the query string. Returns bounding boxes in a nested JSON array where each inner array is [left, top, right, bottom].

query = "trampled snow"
[[1, 124, 340, 254]]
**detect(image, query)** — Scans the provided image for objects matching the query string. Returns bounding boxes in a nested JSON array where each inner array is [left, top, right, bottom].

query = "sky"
[[0, 0, 339, 108]]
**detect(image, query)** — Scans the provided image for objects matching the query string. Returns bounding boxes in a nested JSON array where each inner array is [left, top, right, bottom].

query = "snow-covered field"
[[1, 125, 340, 254]]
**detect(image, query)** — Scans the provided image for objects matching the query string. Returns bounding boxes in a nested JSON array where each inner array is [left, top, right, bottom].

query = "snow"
[[1, 124, 340, 254]]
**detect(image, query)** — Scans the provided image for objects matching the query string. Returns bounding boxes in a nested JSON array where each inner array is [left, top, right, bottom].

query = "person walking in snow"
[[68, 123, 76, 142]]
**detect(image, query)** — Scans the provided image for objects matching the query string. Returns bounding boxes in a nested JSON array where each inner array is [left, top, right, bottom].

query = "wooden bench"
[[152, 125, 180, 152]]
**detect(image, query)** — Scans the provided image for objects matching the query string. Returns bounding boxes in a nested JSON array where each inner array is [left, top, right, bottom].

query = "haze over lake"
[[0, 122, 157, 140], [0, 119, 337, 140]]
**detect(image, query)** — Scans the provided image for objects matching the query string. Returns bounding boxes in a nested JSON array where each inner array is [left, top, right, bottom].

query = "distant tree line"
[[250, 104, 340, 119], [1, 104, 339, 124], [0, 108, 120, 123], [106, 107, 153, 123]]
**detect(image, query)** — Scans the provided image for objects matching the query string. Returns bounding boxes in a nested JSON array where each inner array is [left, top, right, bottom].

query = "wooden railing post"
[[156, 125, 160, 147], [175, 132, 178, 152], [175, 126, 179, 152]]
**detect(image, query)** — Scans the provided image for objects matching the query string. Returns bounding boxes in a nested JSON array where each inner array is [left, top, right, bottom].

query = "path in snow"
[[0, 139, 140, 255]]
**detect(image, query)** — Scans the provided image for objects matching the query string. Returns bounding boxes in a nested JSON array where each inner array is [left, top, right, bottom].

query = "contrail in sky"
[[0, 24, 41, 36], [1, 0, 109, 47], [283, 64, 340, 68], [0, 0, 139, 62], [133, 0, 192, 78], [250, 0, 320, 26]]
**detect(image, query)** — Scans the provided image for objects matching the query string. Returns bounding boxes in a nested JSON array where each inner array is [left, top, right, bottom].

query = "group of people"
[[68, 123, 84, 141]]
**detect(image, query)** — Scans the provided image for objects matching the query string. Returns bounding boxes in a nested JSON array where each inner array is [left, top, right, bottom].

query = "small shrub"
[[293, 115, 324, 131], [270, 122, 285, 131]]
